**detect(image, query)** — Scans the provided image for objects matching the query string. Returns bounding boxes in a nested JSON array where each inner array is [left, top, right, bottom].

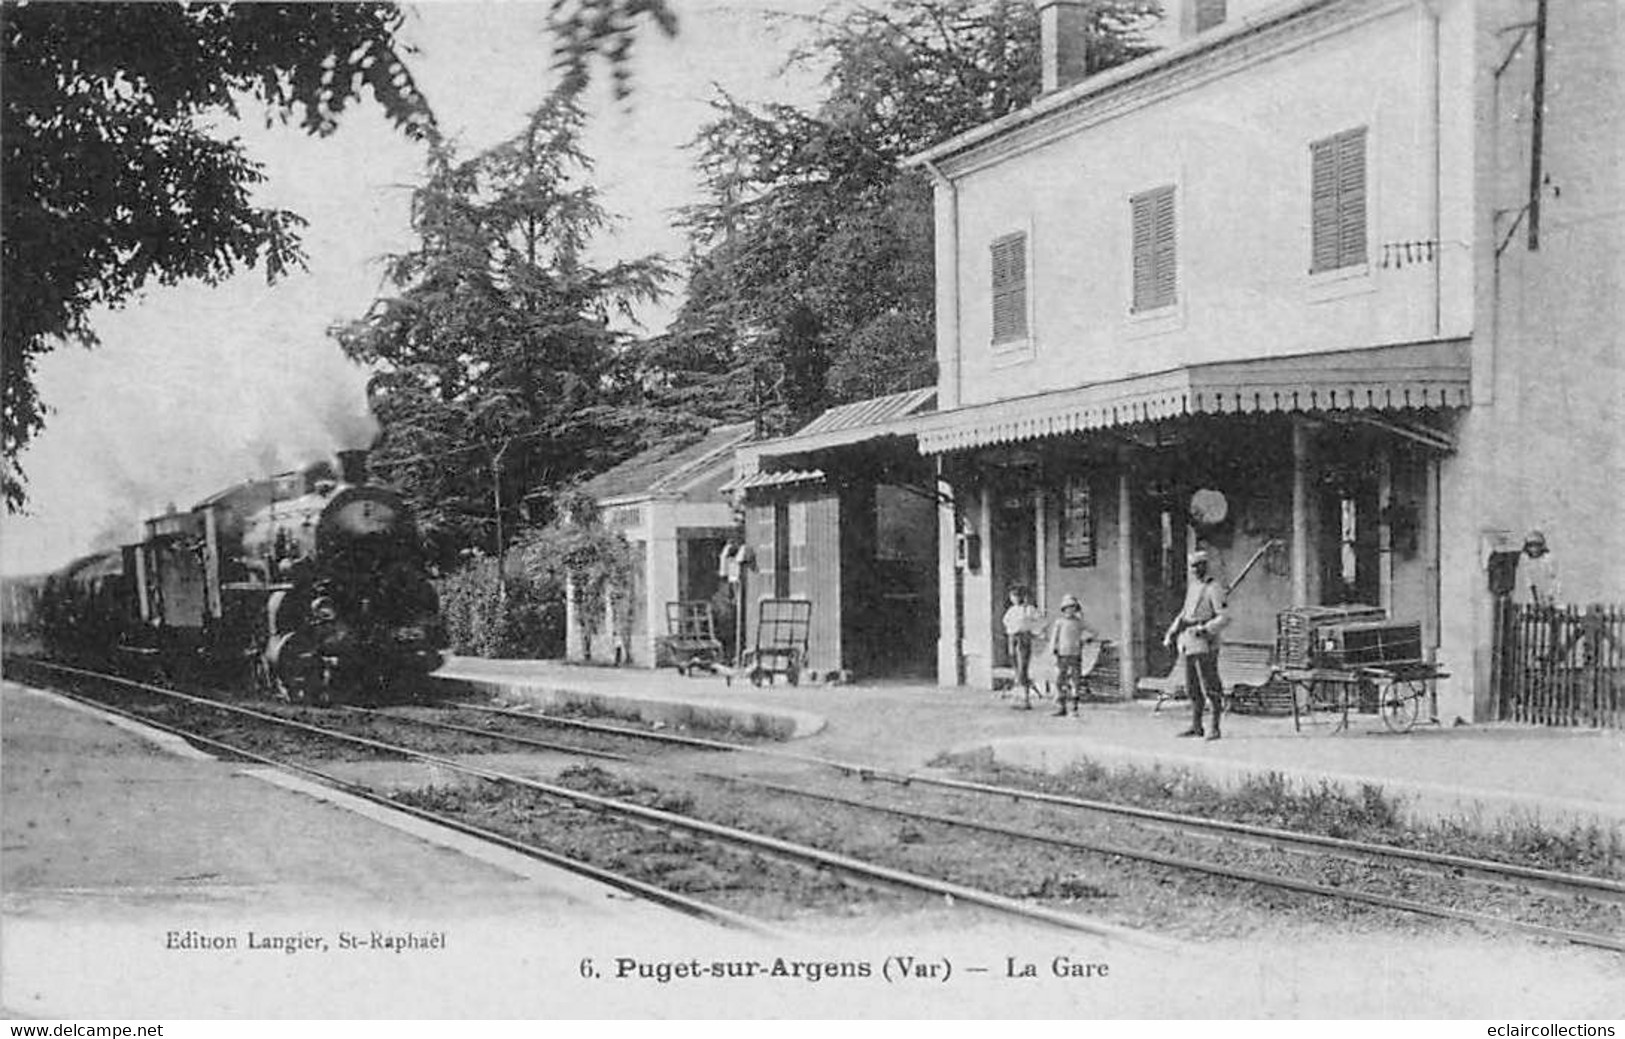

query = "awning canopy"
[[719, 468, 826, 493], [916, 339, 1469, 454]]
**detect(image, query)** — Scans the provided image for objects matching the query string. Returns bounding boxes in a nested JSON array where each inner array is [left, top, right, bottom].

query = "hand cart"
[[662, 601, 726, 677], [1281, 660, 1446, 734], [736, 598, 811, 687]]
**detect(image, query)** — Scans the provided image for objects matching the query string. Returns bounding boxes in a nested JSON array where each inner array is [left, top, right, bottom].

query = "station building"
[[900, 0, 1622, 722], [571, 422, 754, 667]]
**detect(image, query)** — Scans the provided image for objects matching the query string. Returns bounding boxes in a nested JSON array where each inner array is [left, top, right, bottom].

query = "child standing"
[[1048, 594, 1098, 717], [1001, 585, 1044, 709]]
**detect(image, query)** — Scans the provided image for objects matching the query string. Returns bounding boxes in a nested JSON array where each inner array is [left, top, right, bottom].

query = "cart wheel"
[[750, 668, 765, 687], [1379, 679, 1422, 733]]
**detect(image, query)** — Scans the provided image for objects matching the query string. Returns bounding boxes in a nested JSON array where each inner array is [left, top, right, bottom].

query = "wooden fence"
[[1493, 601, 1625, 728]]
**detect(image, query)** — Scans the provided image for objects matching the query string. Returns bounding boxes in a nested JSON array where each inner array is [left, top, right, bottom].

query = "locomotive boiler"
[[236, 465, 444, 702]]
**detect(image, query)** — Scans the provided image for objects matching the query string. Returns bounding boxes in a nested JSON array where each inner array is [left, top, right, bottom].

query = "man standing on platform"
[[1165, 549, 1231, 741]]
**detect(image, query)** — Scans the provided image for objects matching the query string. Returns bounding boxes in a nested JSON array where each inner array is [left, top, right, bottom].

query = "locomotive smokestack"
[[337, 449, 369, 485]]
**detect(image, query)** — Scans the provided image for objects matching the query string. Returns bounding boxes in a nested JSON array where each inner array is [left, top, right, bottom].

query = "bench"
[[1137, 641, 1286, 714]]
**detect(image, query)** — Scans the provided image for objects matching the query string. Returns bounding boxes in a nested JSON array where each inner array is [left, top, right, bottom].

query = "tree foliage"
[[1, 1, 436, 512], [646, 0, 1157, 434], [1, 0, 681, 515], [521, 489, 633, 660], [332, 90, 673, 565], [548, 0, 678, 100]]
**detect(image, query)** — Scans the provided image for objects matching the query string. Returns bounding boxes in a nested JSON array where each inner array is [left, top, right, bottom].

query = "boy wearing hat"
[[1049, 594, 1098, 717], [1164, 549, 1231, 740]]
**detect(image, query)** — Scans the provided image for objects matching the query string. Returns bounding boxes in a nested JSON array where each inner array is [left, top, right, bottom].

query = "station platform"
[[0, 680, 730, 1018], [6, 670, 1623, 1019], [435, 656, 1625, 833]]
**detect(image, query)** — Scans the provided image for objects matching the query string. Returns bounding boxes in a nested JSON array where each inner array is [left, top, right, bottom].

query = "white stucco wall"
[[1437, 0, 1625, 721], [941, 2, 1475, 407]]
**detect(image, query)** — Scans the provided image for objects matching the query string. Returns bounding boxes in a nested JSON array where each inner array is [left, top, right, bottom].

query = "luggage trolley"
[[662, 601, 726, 677], [737, 598, 812, 687], [1274, 612, 1446, 733]]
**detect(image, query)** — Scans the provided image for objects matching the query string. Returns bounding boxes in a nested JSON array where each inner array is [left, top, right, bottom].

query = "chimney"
[[337, 449, 369, 486], [1040, 1, 1093, 94]]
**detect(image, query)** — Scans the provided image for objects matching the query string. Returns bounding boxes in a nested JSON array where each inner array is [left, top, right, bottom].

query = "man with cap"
[[1513, 530, 1561, 609], [1164, 549, 1231, 740]]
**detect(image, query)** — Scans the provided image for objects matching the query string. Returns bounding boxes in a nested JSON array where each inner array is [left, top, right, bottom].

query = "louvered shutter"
[[1310, 127, 1367, 272], [1132, 186, 1176, 312], [991, 233, 1027, 344], [1194, 0, 1227, 32], [1335, 128, 1367, 268]]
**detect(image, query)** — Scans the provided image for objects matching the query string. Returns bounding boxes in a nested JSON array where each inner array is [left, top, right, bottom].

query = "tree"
[[1, 0, 681, 514], [1, 2, 436, 512], [333, 90, 671, 567], [648, 0, 1158, 433]]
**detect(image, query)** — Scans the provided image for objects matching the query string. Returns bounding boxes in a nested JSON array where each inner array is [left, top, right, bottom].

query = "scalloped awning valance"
[[916, 339, 1469, 454]]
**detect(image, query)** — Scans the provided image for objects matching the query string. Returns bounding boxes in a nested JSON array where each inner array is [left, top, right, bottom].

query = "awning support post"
[[1292, 419, 1313, 607], [1117, 446, 1139, 698]]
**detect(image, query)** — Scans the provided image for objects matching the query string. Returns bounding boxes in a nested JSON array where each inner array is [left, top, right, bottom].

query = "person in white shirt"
[[1001, 585, 1044, 709], [1512, 530, 1561, 609]]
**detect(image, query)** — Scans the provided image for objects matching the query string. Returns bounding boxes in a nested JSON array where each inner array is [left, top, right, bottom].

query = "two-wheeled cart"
[[735, 598, 811, 687], [1280, 660, 1447, 733], [1274, 609, 1445, 733], [661, 601, 726, 677]]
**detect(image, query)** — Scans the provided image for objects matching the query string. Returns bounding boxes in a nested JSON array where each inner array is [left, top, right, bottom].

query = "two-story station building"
[[904, 0, 1622, 722]]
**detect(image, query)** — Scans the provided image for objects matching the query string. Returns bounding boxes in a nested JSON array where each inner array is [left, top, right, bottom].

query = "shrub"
[[436, 555, 564, 659]]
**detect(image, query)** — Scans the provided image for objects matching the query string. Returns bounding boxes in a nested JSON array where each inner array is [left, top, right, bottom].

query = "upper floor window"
[[1310, 127, 1368, 273], [990, 232, 1028, 344], [1131, 185, 1177, 312], [1193, 0, 1227, 33]]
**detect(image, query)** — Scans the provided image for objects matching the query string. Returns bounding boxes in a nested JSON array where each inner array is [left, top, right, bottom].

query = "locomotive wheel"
[[1379, 679, 1423, 734], [271, 631, 324, 705]]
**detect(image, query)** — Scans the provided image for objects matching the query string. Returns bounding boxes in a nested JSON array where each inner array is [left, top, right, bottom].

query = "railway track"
[[392, 699, 1625, 953], [4, 658, 1169, 948], [10, 656, 1623, 953]]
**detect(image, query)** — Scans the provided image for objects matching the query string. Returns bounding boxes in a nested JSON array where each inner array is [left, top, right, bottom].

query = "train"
[[17, 450, 446, 704]]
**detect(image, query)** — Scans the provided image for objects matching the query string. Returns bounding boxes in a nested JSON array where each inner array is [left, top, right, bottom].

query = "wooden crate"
[[1276, 604, 1385, 668], [1318, 620, 1424, 669]]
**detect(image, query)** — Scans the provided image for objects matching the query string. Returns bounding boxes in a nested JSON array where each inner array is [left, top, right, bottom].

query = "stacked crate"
[[1275, 604, 1386, 669], [1318, 620, 1424, 669]]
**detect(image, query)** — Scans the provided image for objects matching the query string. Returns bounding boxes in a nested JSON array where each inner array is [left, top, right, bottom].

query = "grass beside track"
[[931, 748, 1625, 881]]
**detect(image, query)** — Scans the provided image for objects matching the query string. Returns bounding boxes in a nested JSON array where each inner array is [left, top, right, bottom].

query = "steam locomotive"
[[30, 450, 445, 703]]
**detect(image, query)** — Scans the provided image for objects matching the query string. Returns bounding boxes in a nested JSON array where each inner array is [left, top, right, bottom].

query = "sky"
[[1, 1, 834, 576]]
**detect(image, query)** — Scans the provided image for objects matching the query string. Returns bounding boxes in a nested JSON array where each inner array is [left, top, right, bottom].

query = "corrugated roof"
[[580, 422, 754, 503], [719, 468, 825, 493], [794, 387, 937, 437]]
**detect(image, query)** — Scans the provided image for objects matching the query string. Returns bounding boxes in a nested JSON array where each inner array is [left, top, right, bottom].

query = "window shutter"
[[1336, 128, 1367, 268], [1310, 127, 1367, 272], [1194, 0, 1227, 33], [1310, 137, 1340, 273], [991, 233, 1027, 344], [1132, 186, 1176, 312]]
